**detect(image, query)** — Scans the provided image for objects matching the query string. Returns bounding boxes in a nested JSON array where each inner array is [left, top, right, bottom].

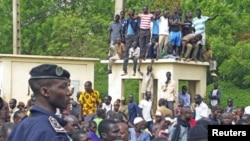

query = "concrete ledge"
[[100, 59, 209, 66], [0, 54, 100, 61]]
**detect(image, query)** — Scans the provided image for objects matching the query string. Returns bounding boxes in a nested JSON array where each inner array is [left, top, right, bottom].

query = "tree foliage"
[[0, 0, 12, 53], [126, 0, 180, 13], [0, 0, 114, 57]]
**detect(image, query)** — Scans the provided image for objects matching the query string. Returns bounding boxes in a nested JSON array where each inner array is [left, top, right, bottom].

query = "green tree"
[[0, 0, 115, 56], [125, 0, 181, 13], [0, 0, 13, 53]]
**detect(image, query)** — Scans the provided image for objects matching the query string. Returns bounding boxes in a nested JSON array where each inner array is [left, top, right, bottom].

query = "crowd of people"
[[0, 5, 248, 141], [0, 65, 250, 141], [107, 6, 218, 77]]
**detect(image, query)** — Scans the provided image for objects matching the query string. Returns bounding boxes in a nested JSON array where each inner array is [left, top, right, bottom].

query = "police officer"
[[7, 64, 72, 141]]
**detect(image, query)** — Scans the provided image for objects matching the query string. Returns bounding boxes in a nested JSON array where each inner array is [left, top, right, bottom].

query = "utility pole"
[[115, 0, 125, 15], [13, 0, 21, 54]]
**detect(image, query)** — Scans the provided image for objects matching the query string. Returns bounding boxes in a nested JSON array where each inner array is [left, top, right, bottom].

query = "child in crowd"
[[87, 121, 101, 141]]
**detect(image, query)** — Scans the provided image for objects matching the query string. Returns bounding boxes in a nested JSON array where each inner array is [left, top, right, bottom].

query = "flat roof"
[[0, 54, 100, 61], [100, 59, 209, 66]]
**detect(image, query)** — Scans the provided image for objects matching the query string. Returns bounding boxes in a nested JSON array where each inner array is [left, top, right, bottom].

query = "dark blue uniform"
[[7, 106, 71, 141]]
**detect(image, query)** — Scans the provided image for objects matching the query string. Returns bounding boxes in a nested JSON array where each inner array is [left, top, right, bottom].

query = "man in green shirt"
[[93, 109, 106, 137]]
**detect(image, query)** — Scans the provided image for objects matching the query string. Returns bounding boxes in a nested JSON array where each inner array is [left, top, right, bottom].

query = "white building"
[[0, 54, 99, 103]]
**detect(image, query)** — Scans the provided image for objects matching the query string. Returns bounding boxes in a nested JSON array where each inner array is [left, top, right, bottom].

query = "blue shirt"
[[127, 24, 135, 35], [129, 128, 150, 141], [128, 102, 140, 124], [152, 19, 159, 35], [178, 92, 191, 107], [121, 18, 138, 35], [7, 106, 71, 141]]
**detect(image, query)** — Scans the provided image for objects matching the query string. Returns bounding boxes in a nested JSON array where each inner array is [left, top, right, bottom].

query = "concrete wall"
[[0, 54, 99, 104], [101, 59, 209, 108]]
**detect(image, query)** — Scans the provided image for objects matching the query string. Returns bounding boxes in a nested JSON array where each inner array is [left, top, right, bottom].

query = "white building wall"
[[0, 54, 98, 104], [101, 59, 209, 108]]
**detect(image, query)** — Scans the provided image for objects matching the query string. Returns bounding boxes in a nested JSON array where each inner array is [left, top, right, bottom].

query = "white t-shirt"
[[129, 47, 140, 58], [159, 16, 169, 35], [195, 102, 209, 121], [102, 103, 113, 113], [139, 99, 152, 122]]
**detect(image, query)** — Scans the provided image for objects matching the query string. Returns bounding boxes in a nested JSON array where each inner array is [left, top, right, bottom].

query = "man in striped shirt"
[[192, 9, 218, 60], [136, 6, 154, 73]]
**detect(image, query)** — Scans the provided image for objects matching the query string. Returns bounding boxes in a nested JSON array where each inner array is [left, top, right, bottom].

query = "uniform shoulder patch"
[[48, 116, 67, 133]]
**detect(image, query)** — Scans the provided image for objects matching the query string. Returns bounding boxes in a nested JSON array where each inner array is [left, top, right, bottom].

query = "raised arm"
[[208, 14, 218, 20]]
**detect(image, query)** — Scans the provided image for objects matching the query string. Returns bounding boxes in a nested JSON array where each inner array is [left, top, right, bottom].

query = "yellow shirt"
[[78, 90, 102, 116], [119, 104, 128, 118], [115, 43, 125, 59], [203, 50, 212, 61], [157, 106, 173, 117]]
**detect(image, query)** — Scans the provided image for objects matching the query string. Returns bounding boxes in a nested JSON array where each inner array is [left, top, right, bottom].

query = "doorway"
[[122, 79, 140, 104]]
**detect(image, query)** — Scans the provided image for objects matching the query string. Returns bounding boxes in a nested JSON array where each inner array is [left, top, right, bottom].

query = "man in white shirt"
[[102, 95, 113, 113], [139, 91, 153, 133], [194, 94, 209, 121], [121, 41, 140, 76], [158, 9, 170, 55]]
